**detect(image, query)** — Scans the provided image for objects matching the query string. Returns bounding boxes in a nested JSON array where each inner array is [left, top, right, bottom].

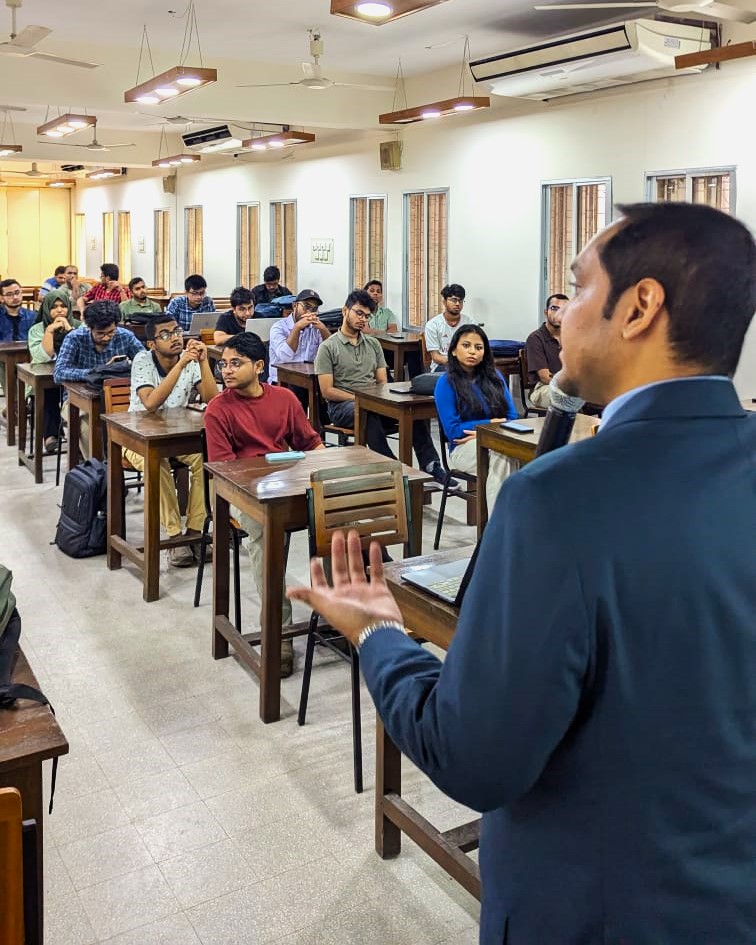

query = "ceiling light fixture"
[[86, 168, 123, 180], [241, 131, 316, 151], [36, 113, 96, 139], [152, 153, 201, 168], [0, 144, 22, 156], [331, 0, 450, 25], [47, 179, 75, 188]]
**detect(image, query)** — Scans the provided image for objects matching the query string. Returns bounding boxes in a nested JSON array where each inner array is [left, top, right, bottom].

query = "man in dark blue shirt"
[[0, 279, 36, 422]]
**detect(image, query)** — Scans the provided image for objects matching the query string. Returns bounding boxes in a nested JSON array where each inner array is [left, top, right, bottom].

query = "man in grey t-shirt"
[[424, 283, 473, 372]]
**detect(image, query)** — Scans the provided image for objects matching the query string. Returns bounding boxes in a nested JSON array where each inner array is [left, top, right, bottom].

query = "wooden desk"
[[105, 407, 206, 602], [372, 331, 423, 381], [63, 382, 103, 469], [0, 647, 69, 944], [207, 446, 430, 723], [476, 413, 598, 532], [354, 382, 437, 467], [145, 294, 170, 309], [16, 363, 58, 484], [276, 362, 322, 433], [0, 342, 30, 447], [378, 551, 481, 901]]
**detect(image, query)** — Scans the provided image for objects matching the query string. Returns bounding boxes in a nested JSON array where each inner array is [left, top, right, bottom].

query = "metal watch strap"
[[356, 621, 407, 650]]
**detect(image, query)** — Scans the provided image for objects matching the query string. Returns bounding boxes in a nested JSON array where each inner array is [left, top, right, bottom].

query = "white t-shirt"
[[129, 349, 201, 411], [424, 312, 473, 372]]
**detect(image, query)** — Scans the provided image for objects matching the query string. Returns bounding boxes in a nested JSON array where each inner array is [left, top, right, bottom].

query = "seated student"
[[0, 278, 38, 424], [424, 283, 473, 372], [363, 279, 423, 379], [120, 277, 162, 322], [205, 332, 323, 677], [61, 265, 90, 305], [251, 265, 292, 307], [77, 263, 130, 315], [213, 286, 254, 344], [125, 314, 218, 567], [314, 290, 450, 484], [166, 274, 216, 332], [525, 293, 568, 409], [39, 266, 67, 299], [27, 289, 81, 453], [268, 289, 330, 383], [434, 324, 519, 510]]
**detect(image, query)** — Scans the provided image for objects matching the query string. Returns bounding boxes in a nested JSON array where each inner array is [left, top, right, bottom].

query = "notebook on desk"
[[400, 543, 480, 607]]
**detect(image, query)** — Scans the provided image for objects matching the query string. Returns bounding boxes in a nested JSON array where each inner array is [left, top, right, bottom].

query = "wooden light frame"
[[85, 168, 123, 180], [0, 144, 22, 156], [330, 0, 450, 24], [241, 131, 316, 151], [152, 153, 201, 168], [379, 95, 489, 125], [676, 41, 756, 70], [123, 66, 217, 105], [36, 114, 96, 138]]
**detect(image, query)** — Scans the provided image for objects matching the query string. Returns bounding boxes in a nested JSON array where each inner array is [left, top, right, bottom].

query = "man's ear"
[[255, 358, 266, 373], [341, 306, 348, 319], [621, 278, 666, 341]]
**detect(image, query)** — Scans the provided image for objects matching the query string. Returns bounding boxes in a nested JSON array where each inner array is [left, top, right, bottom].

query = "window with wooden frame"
[[185, 205, 203, 275], [117, 211, 131, 283], [270, 200, 297, 290], [102, 212, 114, 262], [541, 178, 610, 300], [647, 167, 735, 213], [74, 213, 86, 274], [237, 202, 260, 288], [403, 189, 448, 329], [154, 210, 170, 290], [350, 196, 386, 289]]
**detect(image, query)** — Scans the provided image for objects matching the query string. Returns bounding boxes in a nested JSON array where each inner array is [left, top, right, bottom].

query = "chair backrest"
[[307, 460, 412, 558], [200, 328, 215, 344], [0, 787, 24, 945], [102, 376, 132, 413], [419, 332, 432, 370]]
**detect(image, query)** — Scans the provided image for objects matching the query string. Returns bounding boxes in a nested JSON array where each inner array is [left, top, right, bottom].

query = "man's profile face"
[[233, 301, 254, 324], [342, 303, 371, 333], [132, 281, 148, 300], [218, 347, 263, 390], [443, 294, 463, 318], [55, 271, 66, 285], [294, 299, 319, 323], [545, 298, 568, 329], [366, 283, 382, 305], [265, 279, 279, 293], [90, 322, 117, 351], [187, 286, 206, 309], [64, 267, 78, 285]]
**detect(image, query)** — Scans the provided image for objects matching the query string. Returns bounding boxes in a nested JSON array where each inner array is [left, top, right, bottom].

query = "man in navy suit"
[[289, 202, 756, 944]]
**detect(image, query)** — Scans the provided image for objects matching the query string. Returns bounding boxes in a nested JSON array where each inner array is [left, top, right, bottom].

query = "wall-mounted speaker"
[[379, 140, 402, 171], [162, 174, 177, 194]]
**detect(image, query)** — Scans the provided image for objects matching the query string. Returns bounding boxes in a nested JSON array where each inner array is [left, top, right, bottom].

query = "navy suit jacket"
[[360, 378, 756, 944]]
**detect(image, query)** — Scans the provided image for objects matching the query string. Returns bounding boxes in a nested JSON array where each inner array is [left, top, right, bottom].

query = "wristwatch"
[[356, 621, 407, 650]]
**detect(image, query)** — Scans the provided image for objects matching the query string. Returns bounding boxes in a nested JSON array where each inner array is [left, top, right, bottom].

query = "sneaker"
[[280, 639, 294, 678], [185, 528, 211, 562], [168, 544, 195, 568], [44, 436, 58, 454], [427, 461, 458, 489]]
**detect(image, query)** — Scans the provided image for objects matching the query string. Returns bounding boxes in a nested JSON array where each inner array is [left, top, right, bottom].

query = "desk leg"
[[16, 375, 27, 469], [398, 412, 413, 468], [396, 349, 405, 382], [309, 383, 321, 434], [476, 439, 489, 537], [5, 360, 17, 447], [67, 402, 81, 471], [375, 716, 402, 858], [143, 446, 162, 602], [259, 507, 284, 723], [0, 761, 45, 942], [33, 382, 45, 483], [107, 436, 123, 571], [90, 406, 103, 461], [355, 401, 367, 447], [212, 490, 230, 660]]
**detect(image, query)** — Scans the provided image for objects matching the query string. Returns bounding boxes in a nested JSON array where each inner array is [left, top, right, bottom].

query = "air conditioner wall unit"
[[470, 20, 711, 101]]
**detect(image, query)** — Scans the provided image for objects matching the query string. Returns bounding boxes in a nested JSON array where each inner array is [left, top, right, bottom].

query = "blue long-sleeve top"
[[434, 370, 517, 450]]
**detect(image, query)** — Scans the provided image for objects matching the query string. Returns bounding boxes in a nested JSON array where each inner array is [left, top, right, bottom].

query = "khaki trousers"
[[449, 438, 518, 512], [123, 449, 205, 537], [231, 507, 293, 629], [529, 381, 552, 409]]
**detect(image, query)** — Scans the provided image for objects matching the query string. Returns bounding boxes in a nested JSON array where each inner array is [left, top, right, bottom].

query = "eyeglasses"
[[2, 288, 22, 298], [299, 302, 319, 313], [91, 328, 116, 339], [217, 358, 251, 372], [155, 328, 183, 342], [547, 305, 563, 312], [234, 305, 254, 314], [446, 297, 463, 304], [187, 289, 206, 298], [349, 308, 370, 319]]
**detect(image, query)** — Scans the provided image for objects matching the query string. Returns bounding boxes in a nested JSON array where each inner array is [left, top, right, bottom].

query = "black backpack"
[[54, 459, 108, 558], [83, 359, 132, 388]]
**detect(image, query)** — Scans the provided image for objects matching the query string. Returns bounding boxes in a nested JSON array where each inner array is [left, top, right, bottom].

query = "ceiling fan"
[[237, 29, 393, 92], [0, 0, 100, 68], [0, 161, 56, 177], [533, 0, 756, 22], [38, 121, 136, 151]]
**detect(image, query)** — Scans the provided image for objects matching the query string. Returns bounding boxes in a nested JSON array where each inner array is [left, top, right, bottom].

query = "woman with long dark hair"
[[434, 324, 519, 509]]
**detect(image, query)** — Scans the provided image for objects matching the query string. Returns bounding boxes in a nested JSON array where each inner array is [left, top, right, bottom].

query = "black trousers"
[[42, 388, 61, 439], [327, 399, 439, 470]]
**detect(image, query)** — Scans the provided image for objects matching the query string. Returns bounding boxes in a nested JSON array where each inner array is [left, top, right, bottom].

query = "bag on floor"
[[54, 459, 108, 558], [490, 339, 525, 359]]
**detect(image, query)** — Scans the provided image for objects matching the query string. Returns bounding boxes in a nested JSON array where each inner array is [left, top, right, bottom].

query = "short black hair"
[[230, 286, 253, 309], [441, 284, 465, 300], [54, 265, 66, 277], [344, 289, 376, 313], [185, 274, 207, 292], [145, 312, 178, 341], [263, 266, 280, 282], [599, 202, 756, 376], [222, 331, 266, 362], [101, 263, 119, 281], [364, 279, 382, 291], [545, 293, 569, 309], [84, 300, 120, 331], [128, 277, 146, 292], [0, 278, 20, 292]]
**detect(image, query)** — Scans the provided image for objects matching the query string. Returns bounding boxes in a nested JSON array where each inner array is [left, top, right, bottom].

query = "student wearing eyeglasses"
[[424, 284, 473, 372], [125, 312, 218, 568], [525, 293, 569, 409]]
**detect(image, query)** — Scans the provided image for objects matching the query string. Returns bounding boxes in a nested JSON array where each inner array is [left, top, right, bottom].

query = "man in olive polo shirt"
[[120, 278, 162, 321], [525, 293, 568, 409], [315, 289, 448, 483]]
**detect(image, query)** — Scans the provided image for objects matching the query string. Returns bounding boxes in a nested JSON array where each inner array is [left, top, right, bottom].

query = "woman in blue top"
[[434, 324, 519, 511]]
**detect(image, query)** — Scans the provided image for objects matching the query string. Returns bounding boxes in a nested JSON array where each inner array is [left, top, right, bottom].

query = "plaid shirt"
[[165, 294, 215, 331], [83, 283, 130, 305], [54, 325, 144, 384]]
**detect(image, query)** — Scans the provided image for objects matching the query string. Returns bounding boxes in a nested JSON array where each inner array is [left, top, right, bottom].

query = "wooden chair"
[[199, 328, 215, 345], [419, 333, 432, 371], [322, 423, 354, 446], [298, 460, 416, 793], [0, 788, 26, 945], [518, 348, 546, 418], [433, 425, 477, 550], [103, 378, 145, 532]]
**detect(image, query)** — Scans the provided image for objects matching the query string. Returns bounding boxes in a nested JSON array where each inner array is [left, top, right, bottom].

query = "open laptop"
[[245, 317, 283, 342], [188, 313, 218, 334], [400, 543, 480, 607]]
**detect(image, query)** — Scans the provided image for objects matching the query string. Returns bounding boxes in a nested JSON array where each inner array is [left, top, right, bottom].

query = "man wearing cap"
[[268, 289, 331, 383]]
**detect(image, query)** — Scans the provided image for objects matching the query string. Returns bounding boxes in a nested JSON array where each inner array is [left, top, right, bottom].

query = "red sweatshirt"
[[205, 384, 322, 461]]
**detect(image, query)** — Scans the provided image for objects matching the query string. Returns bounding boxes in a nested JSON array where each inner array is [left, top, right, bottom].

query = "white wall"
[[75, 58, 756, 394]]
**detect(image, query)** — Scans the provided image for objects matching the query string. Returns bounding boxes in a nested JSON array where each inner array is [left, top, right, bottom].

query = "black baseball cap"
[[295, 289, 322, 306]]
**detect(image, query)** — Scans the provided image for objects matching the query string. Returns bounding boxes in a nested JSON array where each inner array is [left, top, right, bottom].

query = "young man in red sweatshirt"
[[205, 332, 323, 677]]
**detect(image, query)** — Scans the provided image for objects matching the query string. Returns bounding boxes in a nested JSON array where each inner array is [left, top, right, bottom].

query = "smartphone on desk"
[[389, 333, 405, 339], [109, 354, 128, 362], [500, 420, 535, 434]]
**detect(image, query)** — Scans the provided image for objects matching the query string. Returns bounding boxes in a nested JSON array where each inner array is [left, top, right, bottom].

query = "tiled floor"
[[0, 421, 481, 944]]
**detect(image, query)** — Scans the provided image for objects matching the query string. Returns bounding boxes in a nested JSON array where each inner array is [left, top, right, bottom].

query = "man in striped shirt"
[[77, 263, 130, 315]]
